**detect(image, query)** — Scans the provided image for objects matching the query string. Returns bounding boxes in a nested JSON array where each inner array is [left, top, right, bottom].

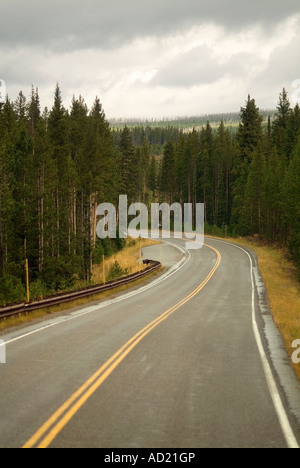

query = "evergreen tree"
[[272, 88, 292, 159], [244, 147, 266, 234], [0, 100, 16, 277], [186, 129, 200, 210], [232, 96, 263, 233], [148, 156, 159, 202], [199, 122, 213, 223], [28, 86, 41, 137], [14, 91, 27, 121], [69, 95, 88, 164], [161, 139, 176, 204], [214, 121, 235, 226], [238, 95, 263, 162], [283, 137, 300, 273], [32, 111, 57, 276], [139, 138, 151, 204], [175, 132, 187, 204], [118, 126, 135, 200], [263, 147, 284, 242], [48, 84, 69, 260], [286, 103, 300, 158]]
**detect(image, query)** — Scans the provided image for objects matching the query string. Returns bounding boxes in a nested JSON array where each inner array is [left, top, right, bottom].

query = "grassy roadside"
[[226, 237, 300, 381], [0, 268, 163, 332], [92, 238, 160, 283]]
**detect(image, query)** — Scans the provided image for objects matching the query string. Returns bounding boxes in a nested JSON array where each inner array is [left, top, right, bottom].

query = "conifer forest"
[[0, 85, 299, 305]]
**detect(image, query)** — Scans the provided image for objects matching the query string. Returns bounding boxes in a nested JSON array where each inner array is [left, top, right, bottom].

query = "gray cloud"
[[256, 34, 300, 87], [245, 33, 300, 109], [152, 45, 254, 88], [1, 0, 299, 51], [1, 0, 300, 117]]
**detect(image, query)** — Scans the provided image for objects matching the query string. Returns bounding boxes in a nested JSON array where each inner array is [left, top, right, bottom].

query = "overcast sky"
[[1, 0, 300, 118]]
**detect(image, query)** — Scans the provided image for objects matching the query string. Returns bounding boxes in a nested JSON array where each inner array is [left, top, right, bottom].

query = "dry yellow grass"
[[228, 237, 300, 381], [92, 238, 159, 284]]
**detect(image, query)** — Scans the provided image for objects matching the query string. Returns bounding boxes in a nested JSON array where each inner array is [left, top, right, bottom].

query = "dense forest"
[[0, 85, 299, 305]]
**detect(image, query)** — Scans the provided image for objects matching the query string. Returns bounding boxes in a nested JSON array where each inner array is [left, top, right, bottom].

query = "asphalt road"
[[1, 237, 300, 448]]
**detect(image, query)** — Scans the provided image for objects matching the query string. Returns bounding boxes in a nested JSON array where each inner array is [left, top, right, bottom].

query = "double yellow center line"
[[23, 243, 221, 448]]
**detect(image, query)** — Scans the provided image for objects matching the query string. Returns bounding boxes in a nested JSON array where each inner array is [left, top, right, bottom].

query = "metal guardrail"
[[0, 260, 161, 320]]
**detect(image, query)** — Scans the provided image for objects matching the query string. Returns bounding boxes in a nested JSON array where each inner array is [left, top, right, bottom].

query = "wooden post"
[[139, 238, 142, 273], [25, 259, 30, 303], [140, 239, 142, 272], [102, 255, 106, 285]]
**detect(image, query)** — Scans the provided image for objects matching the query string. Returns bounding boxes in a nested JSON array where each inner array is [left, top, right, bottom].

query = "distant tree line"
[[0, 85, 299, 305], [109, 110, 275, 130]]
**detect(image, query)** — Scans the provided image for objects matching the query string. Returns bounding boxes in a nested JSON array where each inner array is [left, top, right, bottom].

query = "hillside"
[[109, 110, 276, 131]]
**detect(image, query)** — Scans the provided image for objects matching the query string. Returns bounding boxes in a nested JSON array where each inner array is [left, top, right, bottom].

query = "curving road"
[[0, 237, 300, 448]]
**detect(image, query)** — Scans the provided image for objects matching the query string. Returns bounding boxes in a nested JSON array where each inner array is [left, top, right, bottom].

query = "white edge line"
[[211, 238, 299, 449], [3, 241, 191, 347]]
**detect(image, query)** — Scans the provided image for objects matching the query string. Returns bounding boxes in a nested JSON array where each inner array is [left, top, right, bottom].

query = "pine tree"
[[139, 138, 151, 204], [69, 95, 88, 271], [161, 139, 176, 204], [238, 95, 263, 162], [10, 102, 34, 265], [28, 86, 41, 137], [272, 88, 292, 159], [175, 131, 187, 204], [286, 103, 300, 158], [199, 123, 213, 223], [148, 156, 159, 203], [214, 121, 235, 226], [69, 95, 88, 164], [32, 112, 57, 276], [232, 96, 263, 234], [0, 101, 15, 277], [283, 137, 300, 273], [263, 147, 283, 242], [245, 147, 266, 234], [78, 96, 117, 279], [118, 126, 135, 200], [14, 91, 27, 121], [48, 84, 69, 260]]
